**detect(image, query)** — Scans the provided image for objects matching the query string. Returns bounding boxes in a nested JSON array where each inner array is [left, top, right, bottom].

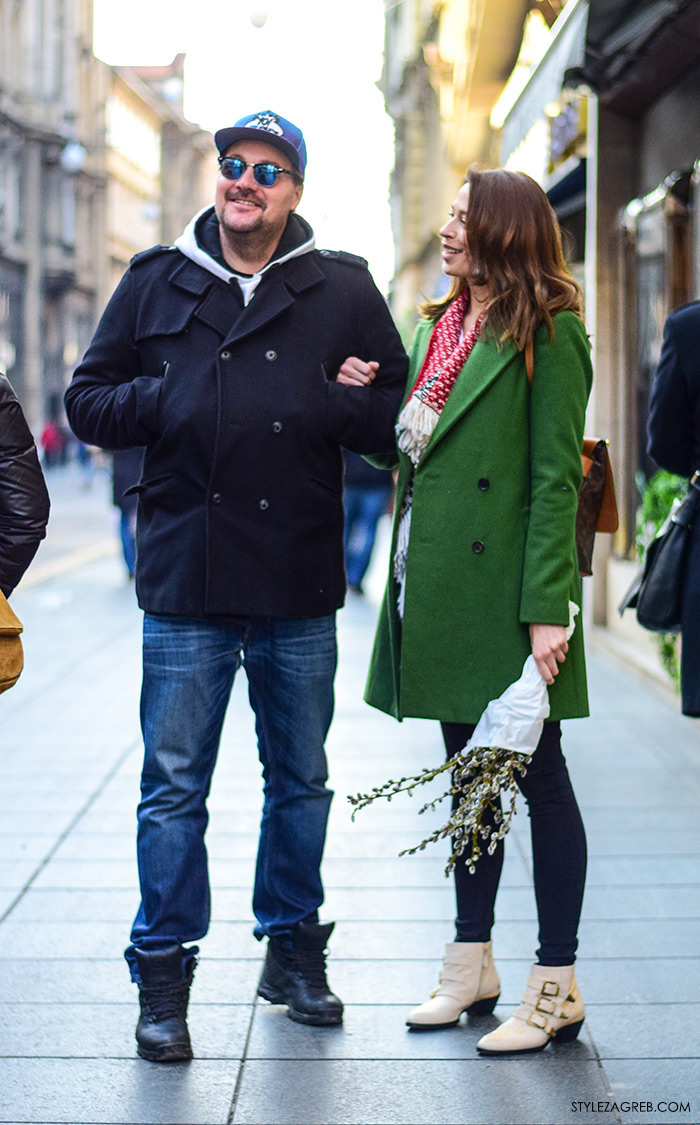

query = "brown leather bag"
[[0, 590, 24, 694], [525, 340, 618, 576]]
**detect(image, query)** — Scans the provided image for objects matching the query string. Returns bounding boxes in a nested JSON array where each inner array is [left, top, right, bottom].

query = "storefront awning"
[[546, 156, 587, 219], [499, 1, 588, 167], [564, 0, 700, 116]]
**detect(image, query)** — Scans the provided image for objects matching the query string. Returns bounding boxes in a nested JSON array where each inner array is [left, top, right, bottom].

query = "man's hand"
[[529, 623, 568, 685], [337, 357, 379, 387]]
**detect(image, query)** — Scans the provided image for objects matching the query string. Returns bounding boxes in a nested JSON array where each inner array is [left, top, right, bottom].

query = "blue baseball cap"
[[215, 111, 307, 178]]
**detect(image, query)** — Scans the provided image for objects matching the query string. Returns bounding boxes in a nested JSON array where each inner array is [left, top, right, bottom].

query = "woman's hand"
[[336, 357, 379, 387], [529, 623, 568, 685]]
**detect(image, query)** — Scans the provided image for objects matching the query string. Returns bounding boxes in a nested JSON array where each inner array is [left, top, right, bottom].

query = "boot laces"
[[140, 979, 191, 1022], [284, 947, 330, 989]]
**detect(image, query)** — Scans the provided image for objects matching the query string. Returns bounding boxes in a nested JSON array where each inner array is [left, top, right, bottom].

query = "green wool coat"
[[364, 310, 593, 724]]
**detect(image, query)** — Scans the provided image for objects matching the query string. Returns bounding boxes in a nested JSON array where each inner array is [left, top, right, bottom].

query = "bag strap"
[[525, 339, 534, 386]]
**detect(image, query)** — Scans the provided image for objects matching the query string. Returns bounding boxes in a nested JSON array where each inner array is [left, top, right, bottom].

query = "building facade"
[[0, 3, 213, 433], [106, 55, 215, 295], [381, 0, 543, 334], [0, 0, 107, 429]]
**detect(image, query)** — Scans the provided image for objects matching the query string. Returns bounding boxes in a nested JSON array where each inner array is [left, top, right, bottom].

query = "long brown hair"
[[420, 167, 583, 350]]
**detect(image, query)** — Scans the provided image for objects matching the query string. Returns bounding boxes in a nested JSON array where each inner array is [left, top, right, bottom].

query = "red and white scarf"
[[396, 290, 484, 465]]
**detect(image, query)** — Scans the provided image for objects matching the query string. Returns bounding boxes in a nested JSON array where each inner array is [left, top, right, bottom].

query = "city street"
[[1, 465, 699, 1125]]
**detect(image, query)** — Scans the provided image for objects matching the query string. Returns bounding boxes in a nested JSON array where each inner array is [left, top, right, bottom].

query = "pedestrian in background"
[[65, 110, 407, 1062], [647, 300, 700, 717], [342, 449, 394, 595], [39, 418, 66, 469], [0, 374, 50, 598], [342, 167, 591, 1056]]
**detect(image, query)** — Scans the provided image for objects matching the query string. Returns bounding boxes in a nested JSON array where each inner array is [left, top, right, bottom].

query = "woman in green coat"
[[340, 168, 592, 1056]]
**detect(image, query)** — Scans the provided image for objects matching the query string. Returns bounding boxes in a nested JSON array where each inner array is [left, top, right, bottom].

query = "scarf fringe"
[[396, 396, 439, 465], [393, 491, 412, 618]]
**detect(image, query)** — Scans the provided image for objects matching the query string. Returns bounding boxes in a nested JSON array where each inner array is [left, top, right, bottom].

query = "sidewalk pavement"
[[1, 471, 699, 1125]]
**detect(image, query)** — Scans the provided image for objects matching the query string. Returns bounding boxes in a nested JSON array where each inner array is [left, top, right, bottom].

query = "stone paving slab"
[[0, 1058, 239, 1124], [231, 1057, 612, 1125], [0, 1003, 251, 1060], [601, 1060, 700, 1124], [2, 959, 263, 1005]]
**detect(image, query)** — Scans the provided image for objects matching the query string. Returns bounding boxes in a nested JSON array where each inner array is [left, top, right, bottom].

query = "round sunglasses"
[[218, 156, 300, 187]]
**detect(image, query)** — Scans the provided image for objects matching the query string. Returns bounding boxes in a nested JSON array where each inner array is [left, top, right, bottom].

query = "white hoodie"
[[173, 205, 316, 307]]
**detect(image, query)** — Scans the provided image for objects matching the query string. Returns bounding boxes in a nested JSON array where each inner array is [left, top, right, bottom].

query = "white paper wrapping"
[[463, 602, 580, 757]]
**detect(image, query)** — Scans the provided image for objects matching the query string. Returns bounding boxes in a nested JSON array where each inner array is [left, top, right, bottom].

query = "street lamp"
[[249, 5, 267, 27], [59, 140, 87, 174]]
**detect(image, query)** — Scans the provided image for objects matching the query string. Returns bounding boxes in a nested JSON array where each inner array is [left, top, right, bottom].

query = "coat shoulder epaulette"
[[129, 245, 176, 268], [318, 249, 368, 270]]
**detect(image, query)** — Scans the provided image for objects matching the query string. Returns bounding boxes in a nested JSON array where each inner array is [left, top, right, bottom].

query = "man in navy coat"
[[647, 300, 700, 717], [65, 111, 406, 1060]]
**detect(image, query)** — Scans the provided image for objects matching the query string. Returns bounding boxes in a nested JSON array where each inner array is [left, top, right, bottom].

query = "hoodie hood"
[[173, 205, 315, 305]]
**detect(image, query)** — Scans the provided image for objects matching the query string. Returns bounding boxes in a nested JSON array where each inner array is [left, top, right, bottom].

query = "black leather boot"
[[258, 921, 344, 1025], [134, 945, 197, 1062]]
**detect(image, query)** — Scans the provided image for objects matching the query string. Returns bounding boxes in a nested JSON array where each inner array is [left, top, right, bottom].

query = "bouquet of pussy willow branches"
[[348, 745, 531, 876], [349, 604, 580, 875]]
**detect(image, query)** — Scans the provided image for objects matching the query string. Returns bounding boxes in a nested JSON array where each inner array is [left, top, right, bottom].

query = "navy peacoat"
[[648, 300, 700, 716], [65, 214, 407, 619]]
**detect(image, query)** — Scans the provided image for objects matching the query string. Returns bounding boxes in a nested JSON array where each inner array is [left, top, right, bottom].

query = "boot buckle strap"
[[535, 996, 557, 1015], [540, 980, 560, 997], [526, 1011, 550, 1032]]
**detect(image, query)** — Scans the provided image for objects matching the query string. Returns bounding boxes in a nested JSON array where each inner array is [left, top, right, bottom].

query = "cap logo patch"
[[248, 111, 284, 137]]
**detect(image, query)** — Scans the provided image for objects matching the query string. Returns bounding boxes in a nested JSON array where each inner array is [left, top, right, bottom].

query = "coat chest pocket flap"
[[134, 294, 196, 342]]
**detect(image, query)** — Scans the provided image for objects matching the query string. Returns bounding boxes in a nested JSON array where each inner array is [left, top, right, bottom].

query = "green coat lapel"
[[419, 338, 518, 466]]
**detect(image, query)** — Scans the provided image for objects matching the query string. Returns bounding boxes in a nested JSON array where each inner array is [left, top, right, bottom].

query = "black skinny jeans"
[[441, 720, 587, 966]]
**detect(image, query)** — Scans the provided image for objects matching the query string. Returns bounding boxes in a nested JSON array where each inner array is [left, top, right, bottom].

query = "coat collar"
[[416, 333, 520, 467], [222, 253, 325, 346], [164, 250, 325, 344]]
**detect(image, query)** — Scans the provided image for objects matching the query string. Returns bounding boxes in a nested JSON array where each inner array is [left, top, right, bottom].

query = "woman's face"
[[438, 183, 471, 279]]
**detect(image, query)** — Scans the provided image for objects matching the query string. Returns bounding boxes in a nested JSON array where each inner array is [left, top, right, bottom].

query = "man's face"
[[215, 138, 304, 246]]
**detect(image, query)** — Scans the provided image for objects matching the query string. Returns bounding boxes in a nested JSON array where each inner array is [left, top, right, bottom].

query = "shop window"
[[619, 170, 692, 547]]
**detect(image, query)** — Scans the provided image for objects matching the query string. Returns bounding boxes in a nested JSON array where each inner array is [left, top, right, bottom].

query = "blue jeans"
[[125, 612, 337, 981], [343, 485, 392, 588]]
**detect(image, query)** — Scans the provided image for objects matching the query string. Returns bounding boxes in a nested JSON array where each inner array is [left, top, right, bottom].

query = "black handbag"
[[619, 474, 700, 632]]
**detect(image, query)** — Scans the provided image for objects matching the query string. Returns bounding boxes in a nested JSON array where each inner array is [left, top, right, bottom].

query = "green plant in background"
[[634, 469, 686, 687], [635, 469, 686, 560]]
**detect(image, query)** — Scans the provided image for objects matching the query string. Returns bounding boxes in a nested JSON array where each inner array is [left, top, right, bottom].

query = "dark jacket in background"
[[0, 375, 50, 596], [648, 300, 700, 716], [342, 449, 395, 490], [65, 211, 407, 619]]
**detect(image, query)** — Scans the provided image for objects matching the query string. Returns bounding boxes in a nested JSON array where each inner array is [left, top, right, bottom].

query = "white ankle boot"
[[476, 963, 584, 1055], [407, 941, 500, 1030]]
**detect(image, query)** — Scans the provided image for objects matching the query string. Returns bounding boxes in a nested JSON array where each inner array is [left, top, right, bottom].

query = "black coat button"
[[259, 499, 269, 510], [221, 350, 231, 360], [212, 493, 222, 505], [265, 350, 277, 361], [478, 478, 490, 491], [472, 541, 485, 554], [272, 421, 282, 433]]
